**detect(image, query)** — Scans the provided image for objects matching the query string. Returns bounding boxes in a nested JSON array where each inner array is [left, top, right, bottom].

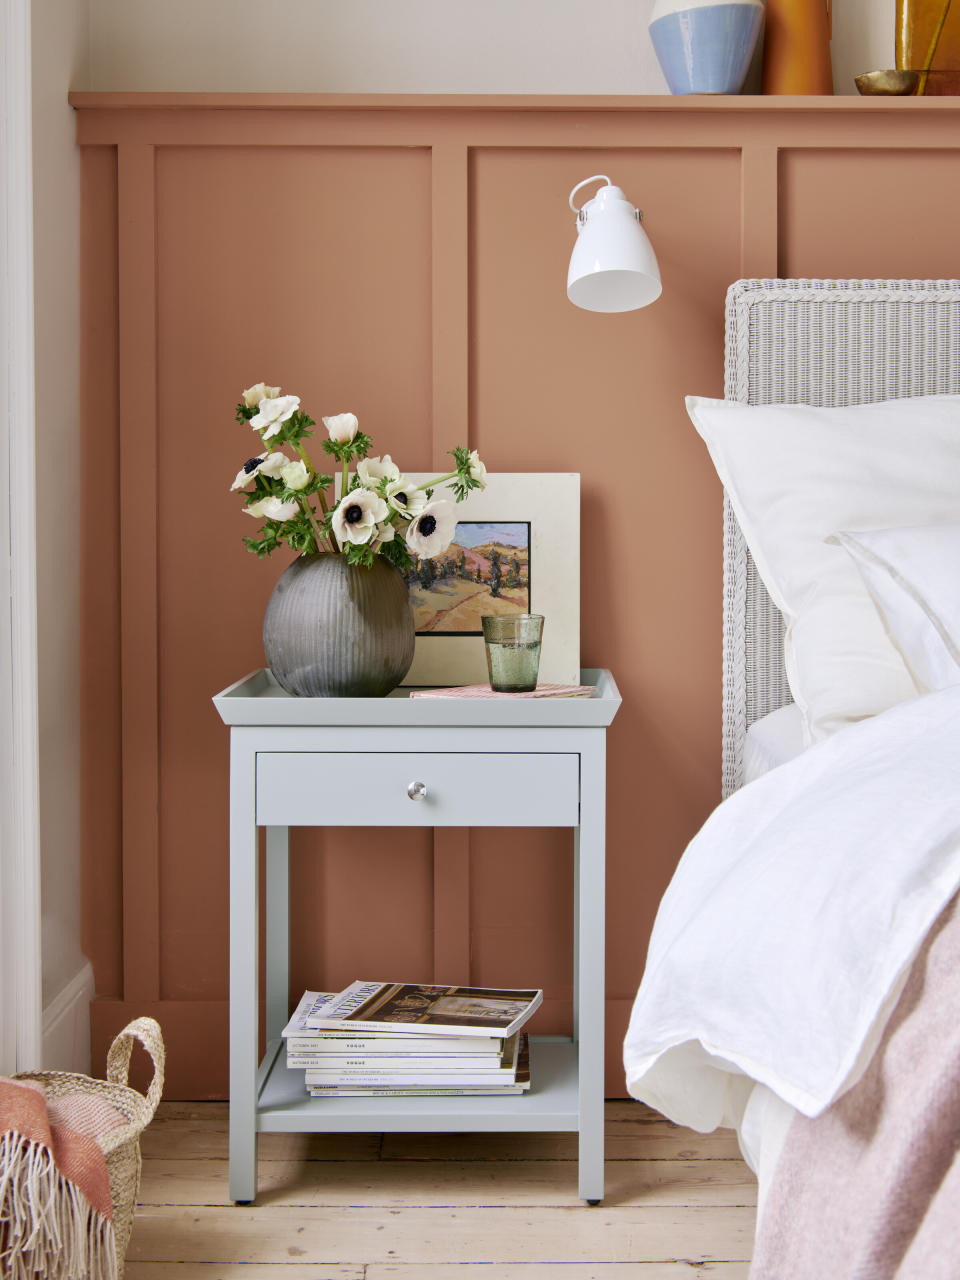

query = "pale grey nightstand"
[[214, 668, 621, 1204]]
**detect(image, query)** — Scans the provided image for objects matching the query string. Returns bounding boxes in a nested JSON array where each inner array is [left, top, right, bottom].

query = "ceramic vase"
[[649, 0, 765, 94], [897, 0, 959, 72], [761, 0, 832, 93], [263, 553, 415, 697]]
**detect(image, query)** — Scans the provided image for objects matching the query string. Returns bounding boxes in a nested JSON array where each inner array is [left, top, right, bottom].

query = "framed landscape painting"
[[401, 473, 580, 688]]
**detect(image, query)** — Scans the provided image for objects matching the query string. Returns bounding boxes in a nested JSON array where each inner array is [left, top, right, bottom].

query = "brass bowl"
[[855, 69, 920, 95]]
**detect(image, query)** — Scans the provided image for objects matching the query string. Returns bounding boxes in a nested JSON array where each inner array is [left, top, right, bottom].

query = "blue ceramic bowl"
[[649, 0, 764, 95]]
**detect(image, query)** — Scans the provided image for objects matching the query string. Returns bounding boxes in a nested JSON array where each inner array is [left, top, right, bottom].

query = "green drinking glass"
[[481, 614, 544, 692]]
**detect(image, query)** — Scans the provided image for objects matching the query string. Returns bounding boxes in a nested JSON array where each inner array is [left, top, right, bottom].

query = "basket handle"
[[106, 1016, 166, 1120]]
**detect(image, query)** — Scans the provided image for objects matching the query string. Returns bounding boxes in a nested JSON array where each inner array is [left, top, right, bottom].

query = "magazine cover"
[[281, 991, 339, 1038], [306, 981, 543, 1038]]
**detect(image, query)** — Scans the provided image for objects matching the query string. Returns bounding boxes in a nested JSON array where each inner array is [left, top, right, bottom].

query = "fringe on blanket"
[[0, 1130, 117, 1280]]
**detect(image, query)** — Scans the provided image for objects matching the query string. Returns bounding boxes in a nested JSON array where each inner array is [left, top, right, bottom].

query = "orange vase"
[[762, 0, 834, 93], [896, 0, 959, 69]]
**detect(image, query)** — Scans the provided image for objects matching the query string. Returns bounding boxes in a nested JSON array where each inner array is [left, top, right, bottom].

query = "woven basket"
[[15, 1017, 165, 1278]]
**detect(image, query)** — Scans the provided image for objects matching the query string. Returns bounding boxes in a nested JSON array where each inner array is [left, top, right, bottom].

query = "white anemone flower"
[[356, 454, 400, 490], [384, 476, 427, 520], [467, 449, 488, 489], [250, 394, 300, 440], [374, 521, 396, 545], [332, 487, 389, 547], [231, 451, 289, 491], [242, 382, 281, 408], [244, 495, 300, 521], [405, 499, 457, 559], [322, 412, 359, 444], [280, 458, 310, 491]]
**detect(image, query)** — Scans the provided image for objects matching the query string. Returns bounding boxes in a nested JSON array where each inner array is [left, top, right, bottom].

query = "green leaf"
[[343, 540, 376, 569], [321, 431, 374, 465], [446, 444, 484, 503], [242, 520, 283, 557], [379, 536, 413, 573]]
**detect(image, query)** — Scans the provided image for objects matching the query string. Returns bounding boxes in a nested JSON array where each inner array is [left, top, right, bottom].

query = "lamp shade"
[[566, 175, 662, 313]]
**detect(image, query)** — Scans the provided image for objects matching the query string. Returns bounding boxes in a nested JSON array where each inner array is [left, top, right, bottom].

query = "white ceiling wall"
[[84, 0, 893, 96]]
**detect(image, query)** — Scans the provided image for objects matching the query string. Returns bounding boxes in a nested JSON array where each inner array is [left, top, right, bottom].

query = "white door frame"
[[0, 0, 43, 1073]]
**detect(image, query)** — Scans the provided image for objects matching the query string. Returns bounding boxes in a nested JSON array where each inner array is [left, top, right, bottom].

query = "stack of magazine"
[[282, 982, 542, 1097]]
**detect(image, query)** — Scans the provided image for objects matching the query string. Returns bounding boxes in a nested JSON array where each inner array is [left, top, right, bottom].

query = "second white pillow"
[[835, 524, 960, 694]]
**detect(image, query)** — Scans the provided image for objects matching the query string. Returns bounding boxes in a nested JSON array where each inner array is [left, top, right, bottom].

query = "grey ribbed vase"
[[263, 554, 415, 697]]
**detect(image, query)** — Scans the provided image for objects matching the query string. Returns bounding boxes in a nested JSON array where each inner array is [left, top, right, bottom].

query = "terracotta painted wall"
[[72, 94, 960, 1097]]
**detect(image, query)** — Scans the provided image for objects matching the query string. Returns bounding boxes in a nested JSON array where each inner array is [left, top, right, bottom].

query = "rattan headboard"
[[721, 278, 960, 798]]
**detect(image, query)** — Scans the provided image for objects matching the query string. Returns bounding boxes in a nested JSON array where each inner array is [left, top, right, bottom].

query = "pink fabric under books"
[[410, 684, 593, 699]]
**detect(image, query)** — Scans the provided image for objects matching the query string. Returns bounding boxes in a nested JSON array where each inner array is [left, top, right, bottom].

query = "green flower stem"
[[417, 470, 458, 489], [300, 496, 333, 555], [294, 439, 318, 477], [293, 441, 331, 515], [342, 458, 349, 497]]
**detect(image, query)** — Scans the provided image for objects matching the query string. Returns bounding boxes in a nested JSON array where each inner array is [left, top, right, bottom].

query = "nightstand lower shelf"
[[256, 1036, 580, 1132]]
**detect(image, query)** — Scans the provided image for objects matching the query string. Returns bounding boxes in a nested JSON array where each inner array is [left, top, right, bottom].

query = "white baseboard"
[[41, 959, 94, 1073]]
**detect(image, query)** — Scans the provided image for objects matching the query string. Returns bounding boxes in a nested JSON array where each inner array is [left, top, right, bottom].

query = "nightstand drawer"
[[255, 752, 579, 827]]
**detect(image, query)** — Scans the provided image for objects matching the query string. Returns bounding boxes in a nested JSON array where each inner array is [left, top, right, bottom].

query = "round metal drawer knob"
[[407, 780, 428, 801]]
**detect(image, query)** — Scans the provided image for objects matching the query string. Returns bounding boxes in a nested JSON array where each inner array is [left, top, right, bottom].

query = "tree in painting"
[[489, 547, 503, 598]]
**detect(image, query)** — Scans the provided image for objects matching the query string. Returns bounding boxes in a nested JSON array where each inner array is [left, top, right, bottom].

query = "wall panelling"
[[71, 94, 960, 1096]]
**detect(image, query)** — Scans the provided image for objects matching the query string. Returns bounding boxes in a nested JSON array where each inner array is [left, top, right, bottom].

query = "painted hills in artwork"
[[407, 523, 530, 633]]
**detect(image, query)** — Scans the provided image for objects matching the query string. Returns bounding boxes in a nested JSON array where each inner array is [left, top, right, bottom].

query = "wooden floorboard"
[[139, 1157, 756, 1208], [125, 1268, 749, 1280], [366, 1269, 751, 1280], [127, 1101, 756, 1274], [128, 1205, 756, 1265]]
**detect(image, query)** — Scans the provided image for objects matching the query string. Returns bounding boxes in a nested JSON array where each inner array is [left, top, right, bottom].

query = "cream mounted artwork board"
[[400, 473, 580, 688]]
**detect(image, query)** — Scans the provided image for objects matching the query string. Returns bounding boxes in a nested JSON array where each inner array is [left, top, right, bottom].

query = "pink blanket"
[[0, 1076, 118, 1280], [750, 891, 960, 1280]]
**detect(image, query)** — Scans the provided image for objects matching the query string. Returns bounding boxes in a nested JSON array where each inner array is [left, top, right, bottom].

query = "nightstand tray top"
[[214, 668, 620, 728]]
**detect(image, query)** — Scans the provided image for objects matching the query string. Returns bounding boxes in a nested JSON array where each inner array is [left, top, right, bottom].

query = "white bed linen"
[[836, 523, 960, 693], [624, 685, 960, 1132], [739, 703, 808, 1197], [743, 703, 805, 782], [739, 1082, 797, 1214]]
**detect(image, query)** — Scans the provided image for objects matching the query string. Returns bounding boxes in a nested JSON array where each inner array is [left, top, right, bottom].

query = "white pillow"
[[835, 524, 960, 694], [686, 394, 960, 743]]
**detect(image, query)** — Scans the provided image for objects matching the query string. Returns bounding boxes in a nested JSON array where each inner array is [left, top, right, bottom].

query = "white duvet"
[[623, 685, 960, 1128]]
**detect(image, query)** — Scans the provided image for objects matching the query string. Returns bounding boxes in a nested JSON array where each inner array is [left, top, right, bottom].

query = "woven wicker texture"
[[15, 1017, 165, 1278], [721, 278, 960, 797]]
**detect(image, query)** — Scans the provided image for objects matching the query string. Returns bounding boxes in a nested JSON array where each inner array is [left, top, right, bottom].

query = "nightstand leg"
[[576, 734, 606, 1202], [265, 826, 290, 1042], [229, 734, 259, 1203]]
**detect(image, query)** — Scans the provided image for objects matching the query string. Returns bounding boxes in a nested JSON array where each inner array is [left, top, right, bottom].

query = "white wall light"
[[567, 175, 662, 313]]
